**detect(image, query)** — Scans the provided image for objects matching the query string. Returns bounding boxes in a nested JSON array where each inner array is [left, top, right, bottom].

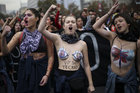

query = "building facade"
[[27, 0, 39, 9], [63, 0, 82, 10], [83, 0, 113, 8], [0, 4, 6, 14]]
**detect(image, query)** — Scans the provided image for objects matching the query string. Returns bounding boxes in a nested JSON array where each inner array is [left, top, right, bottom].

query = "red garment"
[[111, 25, 116, 32], [55, 11, 61, 29]]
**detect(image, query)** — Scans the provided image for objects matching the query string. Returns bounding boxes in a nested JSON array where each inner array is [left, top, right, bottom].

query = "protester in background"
[[0, 17, 17, 93], [0, 32, 14, 93], [81, 8, 88, 26], [9, 18, 22, 89], [46, 16, 57, 32], [54, 4, 62, 30], [131, 11, 140, 27]]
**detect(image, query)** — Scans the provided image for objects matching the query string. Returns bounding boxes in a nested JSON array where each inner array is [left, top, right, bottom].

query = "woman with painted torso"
[[38, 5, 95, 93], [93, 1, 140, 93]]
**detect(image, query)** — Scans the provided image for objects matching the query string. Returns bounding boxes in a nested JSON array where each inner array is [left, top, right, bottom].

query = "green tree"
[[68, 3, 80, 17], [59, 4, 69, 16], [38, 0, 56, 13], [126, 0, 140, 12], [0, 12, 10, 20], [38, 0, 77, 17], [88, 1, 109, 16]]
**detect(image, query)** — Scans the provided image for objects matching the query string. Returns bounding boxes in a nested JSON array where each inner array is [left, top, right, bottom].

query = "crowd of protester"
[[0, 0, 140, 93]]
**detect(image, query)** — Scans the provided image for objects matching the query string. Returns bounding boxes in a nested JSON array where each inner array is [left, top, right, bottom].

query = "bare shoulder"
[[53, 34, 62, 45], [54, 33, 60, 38], [10, 32, 23, 43], [44, 32, 60, 40], [54, 33, 61, 41], [79, 40, 87, 47], [15, 31, 22, 36], [109, 32, 117, 41], [14, 32, 22, 39]]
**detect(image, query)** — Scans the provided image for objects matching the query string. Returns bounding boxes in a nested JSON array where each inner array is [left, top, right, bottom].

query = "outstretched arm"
[[93, 1, 119, 40], [9, 11, 19, 28], [82, 41, 95, 93], [38, 5, 59, 44]]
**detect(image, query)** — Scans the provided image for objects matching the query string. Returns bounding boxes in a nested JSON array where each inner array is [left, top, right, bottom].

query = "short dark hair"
[[113, 13, 140, 39]]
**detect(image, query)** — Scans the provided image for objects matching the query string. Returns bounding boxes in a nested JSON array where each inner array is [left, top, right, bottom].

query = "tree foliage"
[[38, 0, 81, 17], [0, 12, 10, 20], [68, 3, 81, 17], [126, 0, 140, 12], [59, 4, 69, 16], [87, 1, 109, 16], [113, 1, 140, 13], [38, 0, 56, 13]]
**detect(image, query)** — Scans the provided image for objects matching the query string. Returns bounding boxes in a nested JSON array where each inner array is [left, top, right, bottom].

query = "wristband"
[[107, 13, 111, 16], [45, 74, 49, 77]]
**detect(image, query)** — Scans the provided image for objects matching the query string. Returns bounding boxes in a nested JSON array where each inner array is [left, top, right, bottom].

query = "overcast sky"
[[0, 0, 27, 11], [0, 0, 135, 12]]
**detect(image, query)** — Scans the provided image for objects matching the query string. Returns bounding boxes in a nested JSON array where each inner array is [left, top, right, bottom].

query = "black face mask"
[[61, 34, 80, 44], [116, 31, 137, 42]]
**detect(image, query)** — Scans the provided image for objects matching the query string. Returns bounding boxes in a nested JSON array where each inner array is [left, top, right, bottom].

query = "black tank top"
[[33, 36, 47, 53]]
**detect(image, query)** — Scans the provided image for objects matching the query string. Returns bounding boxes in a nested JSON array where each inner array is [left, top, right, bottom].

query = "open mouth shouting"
[[69, 27, 73, 30], [117, 26, 122, 31], [24, 18, 28, 26]]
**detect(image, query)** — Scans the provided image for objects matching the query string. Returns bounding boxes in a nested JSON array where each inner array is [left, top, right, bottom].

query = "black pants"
[[0, 74, 7, 93], [71, 87, 87, 93], [115, 82, 124, 93]]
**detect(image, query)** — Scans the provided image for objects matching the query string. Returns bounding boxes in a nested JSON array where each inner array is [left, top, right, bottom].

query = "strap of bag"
[[19, 32, 24, 44]]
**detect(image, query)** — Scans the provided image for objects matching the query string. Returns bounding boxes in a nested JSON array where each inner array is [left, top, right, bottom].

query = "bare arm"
[[9, 12, 19, 28], [55, 4, 62, 29], [82, 41, 95, 92], [1, 25, 21, 55], [93, 1, 119, 40], [38, 5, 59, 44], [2, 18, 10, 30], [45, 39, 54, 77], [39, 37, 54, 86]]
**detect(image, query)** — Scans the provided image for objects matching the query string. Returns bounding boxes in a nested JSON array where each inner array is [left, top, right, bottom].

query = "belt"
[[22, 53, 46, 60]]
